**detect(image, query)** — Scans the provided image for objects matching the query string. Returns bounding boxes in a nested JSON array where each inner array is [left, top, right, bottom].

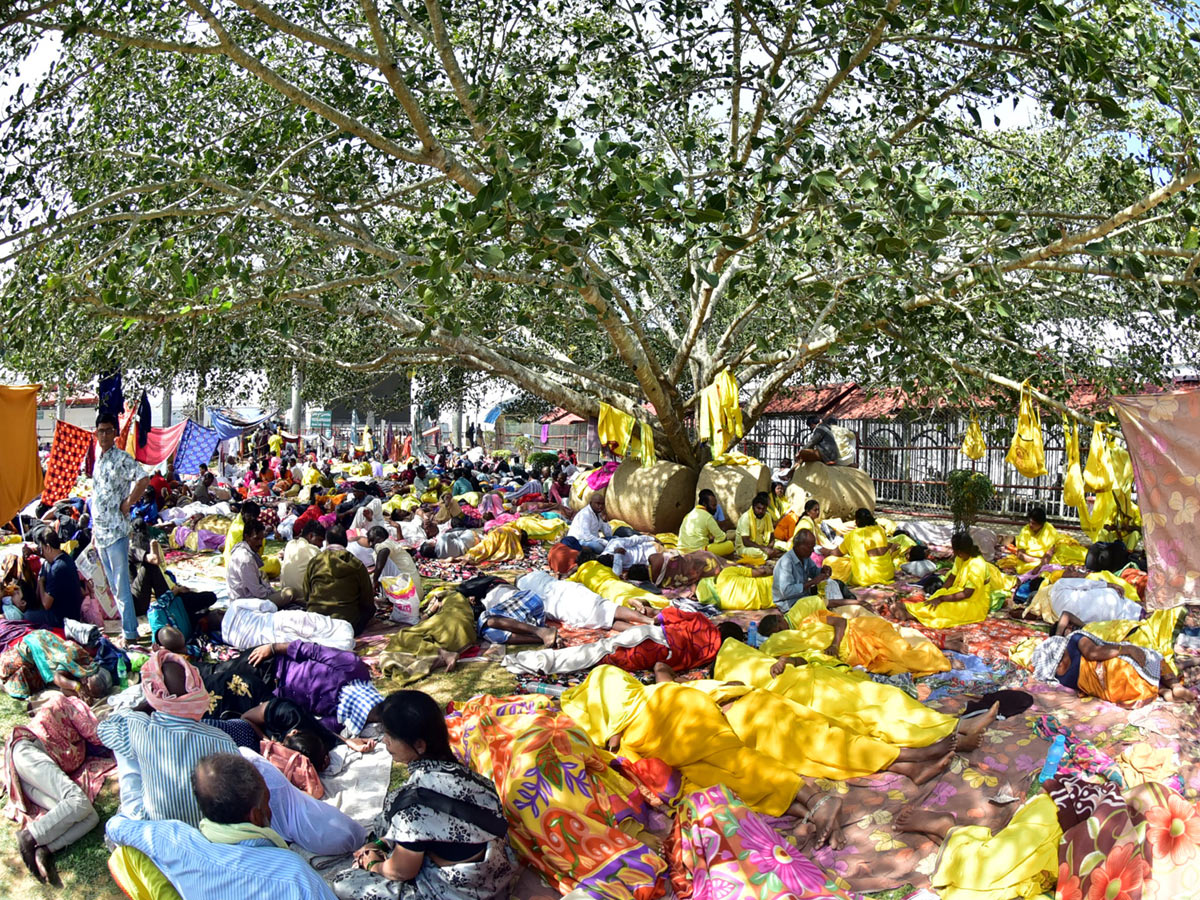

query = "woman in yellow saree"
[[713, 640, 996, 750], [998, 506, 1086, 574], [821, 509, 896, 586], [560, 666, 845, 845], [464, 523, 525, 563], [758, 610, 951, 677], [896, 532, 993, 629]]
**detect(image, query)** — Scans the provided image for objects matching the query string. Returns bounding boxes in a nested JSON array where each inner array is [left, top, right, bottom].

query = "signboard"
[[309, 410, 332, 428]]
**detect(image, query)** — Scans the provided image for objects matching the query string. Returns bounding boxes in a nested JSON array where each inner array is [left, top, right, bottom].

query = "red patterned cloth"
[[877, 606, 1043, 663], [603, 608, 722, 673], [41, 421, 93, 505]]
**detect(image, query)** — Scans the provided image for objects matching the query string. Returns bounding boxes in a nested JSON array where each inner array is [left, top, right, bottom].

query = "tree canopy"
[[2, 0, 1199, 462]]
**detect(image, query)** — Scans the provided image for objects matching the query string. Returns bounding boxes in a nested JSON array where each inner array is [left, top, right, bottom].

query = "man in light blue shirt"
[[772, 529, 827, 613], [106, 752, 336, 900]]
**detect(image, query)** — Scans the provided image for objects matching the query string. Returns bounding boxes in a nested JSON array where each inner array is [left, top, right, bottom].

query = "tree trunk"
[[290, 363, 303, 435], [161, 380, 172, 427]]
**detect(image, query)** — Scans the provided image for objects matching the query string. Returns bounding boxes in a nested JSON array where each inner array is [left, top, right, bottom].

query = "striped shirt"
[[106, 814, 336, 900], [98, 710, 235, 827]]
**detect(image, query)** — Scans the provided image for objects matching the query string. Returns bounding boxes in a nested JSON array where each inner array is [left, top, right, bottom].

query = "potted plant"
[[946, 469, 994, 529]]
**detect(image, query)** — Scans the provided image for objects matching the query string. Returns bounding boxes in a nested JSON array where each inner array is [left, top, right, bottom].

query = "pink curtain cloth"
[[134, 422, 188, 465], [1113, 389, 1200, 608]]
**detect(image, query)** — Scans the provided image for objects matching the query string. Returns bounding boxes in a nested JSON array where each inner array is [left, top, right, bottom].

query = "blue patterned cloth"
[[174, 419, 221, 475]]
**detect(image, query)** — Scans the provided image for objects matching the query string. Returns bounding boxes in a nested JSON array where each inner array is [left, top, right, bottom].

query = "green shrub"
[[946, 469, 994, 529], [527, 451, 558, 473]]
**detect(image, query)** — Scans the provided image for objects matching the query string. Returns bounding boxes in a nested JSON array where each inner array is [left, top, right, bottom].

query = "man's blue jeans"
[[97, 536, 138, 639]]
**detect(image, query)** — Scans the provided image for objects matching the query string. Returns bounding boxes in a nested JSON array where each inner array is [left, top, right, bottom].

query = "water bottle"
[[117, 656, 129, 690], [1039, 734, 1067, 782], [528, 682, 565, 698], [747, 620, 760, 648]]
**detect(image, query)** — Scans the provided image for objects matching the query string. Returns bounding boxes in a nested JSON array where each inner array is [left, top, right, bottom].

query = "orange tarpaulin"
[[0, 385, 45, 527]]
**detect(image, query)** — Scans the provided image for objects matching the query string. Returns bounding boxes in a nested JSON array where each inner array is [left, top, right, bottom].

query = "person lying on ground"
[[600, 533, 662, 579], [623, 547, 732, 588], [240, 696, 376, 773], [758, 609, 955, 677], [1031, 632, 1194, 706], [105, 752, 338, 900], [516, 569, 654, 631], [714, 638, 1000, 753], [476, 583, 561, 648], [0, 630, 112, 701], [99, 649, 238, 826], [8, 693, 108, 885]]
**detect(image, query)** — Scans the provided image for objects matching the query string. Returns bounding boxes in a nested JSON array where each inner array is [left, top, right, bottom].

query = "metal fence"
[[493, 420, 603, 465], [741, 411, 1082, 520]]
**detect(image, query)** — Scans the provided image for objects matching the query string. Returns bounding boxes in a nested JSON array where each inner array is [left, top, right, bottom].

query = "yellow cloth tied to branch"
[[1083, 423, 1115, 493], [960, 413, 986, 461], [597, 402, 635, 456], [1062, 418, 1085, 509], [710, 451, 762, 467], [697, 369, 744, 455], [1005, 381, 1047, 478], [629, 420, 657, 467]]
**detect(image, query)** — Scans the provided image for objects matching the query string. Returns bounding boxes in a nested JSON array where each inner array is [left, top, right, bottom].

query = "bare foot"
[[957, 702, 1000, 752], [895, 806, 956, 842], [801, 795, 846, 850], [897, 733, 957, 762], [942, 636, 968, 654], [435, 648, 459, 673], [653, 661, 676, 683], [1169, 684, 1196, 702], [535, 625, 561, 648], [892, 752, 954, 786]]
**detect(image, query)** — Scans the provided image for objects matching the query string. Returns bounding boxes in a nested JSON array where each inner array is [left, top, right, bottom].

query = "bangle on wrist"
[[366, 859, 379, 871]]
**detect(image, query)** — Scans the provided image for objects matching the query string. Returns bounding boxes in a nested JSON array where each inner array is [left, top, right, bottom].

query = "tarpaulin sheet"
[[207, 407, 273, 441]]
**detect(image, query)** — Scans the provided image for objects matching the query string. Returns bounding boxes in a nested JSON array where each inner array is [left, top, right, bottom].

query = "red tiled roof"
[[762, 379, 1196, 418]]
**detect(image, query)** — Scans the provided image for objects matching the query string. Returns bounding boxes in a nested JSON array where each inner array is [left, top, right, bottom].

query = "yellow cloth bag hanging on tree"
[[1062, 418, 1085, 509], [960, 414, 986, 461], [1005, 381, 1047, 478], [1083, 423, 1115, 493]]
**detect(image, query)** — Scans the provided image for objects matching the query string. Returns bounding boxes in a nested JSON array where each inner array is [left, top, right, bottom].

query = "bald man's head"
[[192, 753, 270, 826], [155, 626, 186, 655]]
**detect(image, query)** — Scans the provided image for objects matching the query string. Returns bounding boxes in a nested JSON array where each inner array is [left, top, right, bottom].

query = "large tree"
[[2, 0, 1199, 463]]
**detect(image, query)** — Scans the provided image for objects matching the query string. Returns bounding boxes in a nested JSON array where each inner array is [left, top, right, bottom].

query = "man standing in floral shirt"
[[91, 413, 151, 642]]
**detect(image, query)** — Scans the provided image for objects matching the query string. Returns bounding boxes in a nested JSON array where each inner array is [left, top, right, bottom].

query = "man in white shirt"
[[566, 492, 612, 553]]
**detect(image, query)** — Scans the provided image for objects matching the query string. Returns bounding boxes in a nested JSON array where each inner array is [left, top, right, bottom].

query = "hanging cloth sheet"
[[696, 368, 744, 455], [206, 407, 274, 441], [960, 413, 986, 461], [0, 385, 45, 526], [97, 372, 124, 419], [173, 420, 221, 475], [1083, 422, 1115, 493], [135, 422, 188, 466], [597, 403, 635, 456], [1005, 380, 1047, 478], [41, 421, 93, 504], [1113, 391, 1198, 609], [630, 421, 657, 467], [1062, 418, 1085, 509]]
